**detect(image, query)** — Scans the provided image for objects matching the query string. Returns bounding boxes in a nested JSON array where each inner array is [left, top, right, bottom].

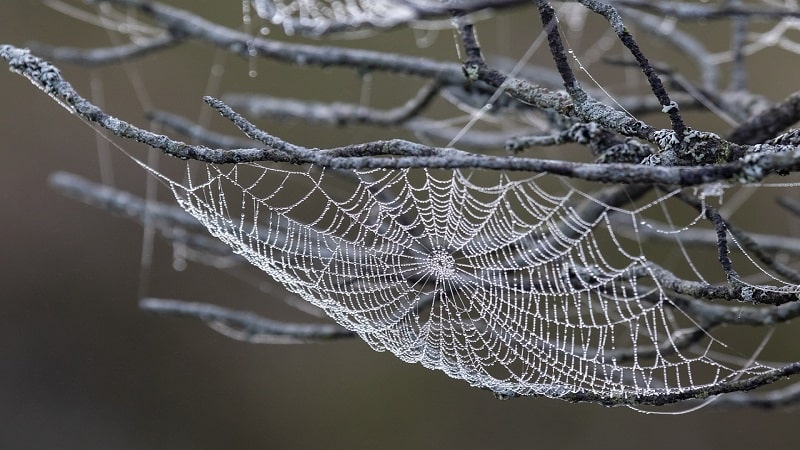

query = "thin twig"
[[140, 298, 355, 342]]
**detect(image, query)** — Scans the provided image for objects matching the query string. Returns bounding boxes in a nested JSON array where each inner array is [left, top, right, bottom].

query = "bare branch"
[[140, 298, 355, 342], [611, 0, 800, 21], [222, 81, 440, 127], [729, 91, 800, 145], [4, 43, 800, 185], [29, 35, 180, 65], [713, 383, 800, 409], [86, 0, 468, 84], [575, 0, 686, 135], [560, 361, 800, 406], [49, 171, 238, 260]]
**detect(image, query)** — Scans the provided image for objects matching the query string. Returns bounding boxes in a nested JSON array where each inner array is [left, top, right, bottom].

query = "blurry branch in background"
[[140, 298, 355, 343], [5, 0, 800, 407]]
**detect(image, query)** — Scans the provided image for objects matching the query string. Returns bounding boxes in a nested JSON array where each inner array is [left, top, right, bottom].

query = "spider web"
[[251, 0, 509, 34], [252, 0, 416, 34], [147, 161, 775, 399]]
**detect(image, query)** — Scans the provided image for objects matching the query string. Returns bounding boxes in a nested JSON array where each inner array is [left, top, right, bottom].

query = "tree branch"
[[140, 298, 355, 342]]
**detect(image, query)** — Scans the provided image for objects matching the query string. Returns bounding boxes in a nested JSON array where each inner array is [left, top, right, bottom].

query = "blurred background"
[[0, 1, 798, 449]]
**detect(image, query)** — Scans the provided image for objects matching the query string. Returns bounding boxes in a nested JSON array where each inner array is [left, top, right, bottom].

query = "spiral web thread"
[[155, 162, 774, 399]]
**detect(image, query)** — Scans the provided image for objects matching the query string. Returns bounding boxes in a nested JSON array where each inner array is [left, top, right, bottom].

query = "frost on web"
[[159, 163, 775, 400]]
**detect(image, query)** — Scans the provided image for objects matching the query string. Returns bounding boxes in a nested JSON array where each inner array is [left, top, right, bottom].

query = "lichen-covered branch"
[[4, 44, 800, 185]]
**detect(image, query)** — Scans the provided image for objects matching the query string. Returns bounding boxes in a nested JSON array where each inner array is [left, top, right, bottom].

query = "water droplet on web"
[[172, 243, 187, 271], [241, 0, 252, 26], [173, 257, 187, 271], [426, 247, 456, 280], [247, 44, 258, 78]]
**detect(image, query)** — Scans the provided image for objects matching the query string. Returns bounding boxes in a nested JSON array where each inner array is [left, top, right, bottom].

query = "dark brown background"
[[0, 1, 797, 449]]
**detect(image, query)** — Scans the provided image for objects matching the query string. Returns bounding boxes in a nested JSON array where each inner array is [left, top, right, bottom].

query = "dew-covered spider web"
[[147, 161, 779, 399], [251, 0, 513, 34], [252, 0, 416, 34]]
